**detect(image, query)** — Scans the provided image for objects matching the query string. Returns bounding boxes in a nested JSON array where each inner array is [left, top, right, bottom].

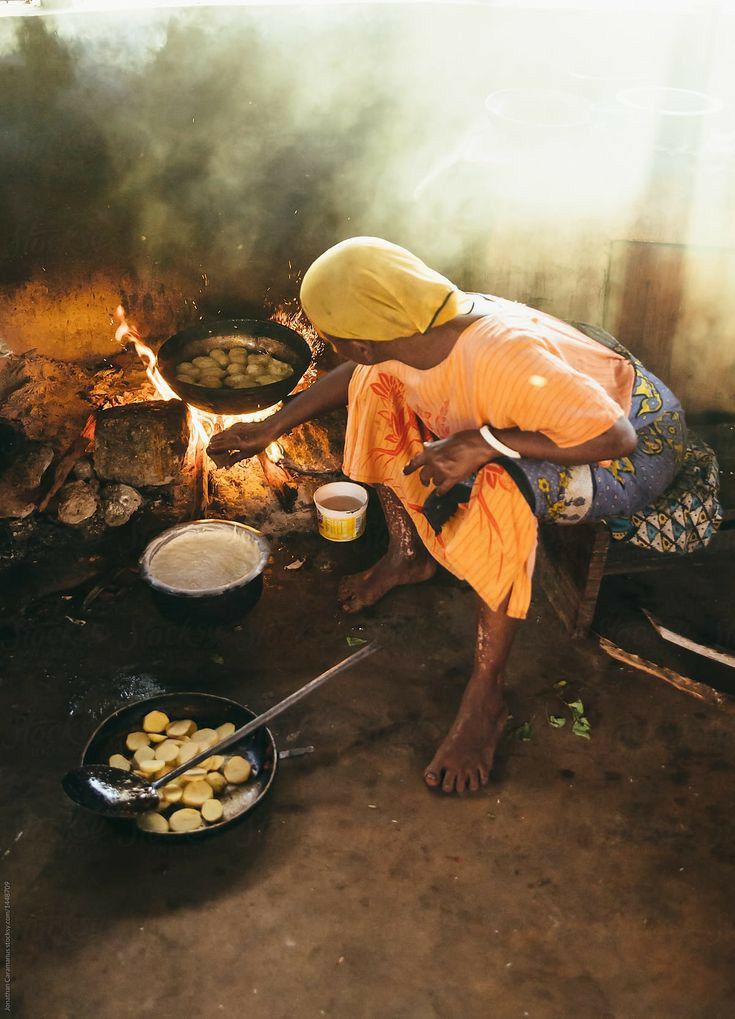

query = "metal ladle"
[[62, 642, 379, 818]]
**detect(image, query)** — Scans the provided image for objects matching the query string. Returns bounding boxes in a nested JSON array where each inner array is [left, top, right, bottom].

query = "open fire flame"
[[113, 305, 282, 463]]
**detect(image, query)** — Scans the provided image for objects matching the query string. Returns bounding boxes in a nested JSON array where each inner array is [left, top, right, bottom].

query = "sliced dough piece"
[[143, 710, 169, 734], [133, 745, 156, 767], [108, 753, 131, 771], [177, 743, 201, 766], [223, 756, 252, 784], [181, 768, 208, 781], [162, 784, 183, 804], [230, 378, 259, 389], [191, 727, 217, 744], [228, 347, 248, 363], [169, 808, 203, 832], [210, 349, 229, 367], [137, 811, 169, 833], [201, 799, 224, 824], [193, 355, 219, 370], [216, 722, 236, 740], [206, 772, 227, 794], [167, 719, 197, 738], [126, 731, 150, 752], [225, 361, 246, 375], [148, 732, 168, 744], [138, 758, 166, 776], [154, 739, 181, 763], [199, 755, 225, 772], [182, 780, 214, 807], [197, 378, 223, 389]]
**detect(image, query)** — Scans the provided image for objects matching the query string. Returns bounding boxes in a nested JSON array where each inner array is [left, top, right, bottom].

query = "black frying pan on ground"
[[80, 692, 277, 839]]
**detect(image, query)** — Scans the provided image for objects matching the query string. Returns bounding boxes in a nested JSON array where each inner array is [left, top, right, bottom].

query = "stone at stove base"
[[56, 480, 100, 525], [280, 410, 346, 474], [71, 457, 95, 482], [0, 427, 54, 520], [102, 483, 143, 527], [94, 400, 189, 487]]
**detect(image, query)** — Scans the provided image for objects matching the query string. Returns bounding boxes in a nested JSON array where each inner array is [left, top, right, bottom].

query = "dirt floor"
[[2, 520, 735, 1019]]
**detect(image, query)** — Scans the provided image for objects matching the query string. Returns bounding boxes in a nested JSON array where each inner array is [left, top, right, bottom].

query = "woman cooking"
[[208, 237, 686, 795]]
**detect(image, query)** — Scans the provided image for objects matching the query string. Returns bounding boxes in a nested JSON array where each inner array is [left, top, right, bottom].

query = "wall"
[[0, 3, 733, 409]]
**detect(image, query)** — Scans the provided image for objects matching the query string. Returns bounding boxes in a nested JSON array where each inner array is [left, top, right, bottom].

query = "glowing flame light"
[[113, 304, 282, 462]]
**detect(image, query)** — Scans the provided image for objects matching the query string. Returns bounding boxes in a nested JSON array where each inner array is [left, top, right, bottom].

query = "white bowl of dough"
[[140, 520, 270, 622]]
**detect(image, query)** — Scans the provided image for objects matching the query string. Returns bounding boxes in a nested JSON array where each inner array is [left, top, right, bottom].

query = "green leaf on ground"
[[572, 717, 592, 739], [553, 680, 568, 690], [566, 698, 585, 721], [548, 714, 566, 729], [512, 721, 534, 741], [346, 636, 368, 647], [211, 655, 224, 665]]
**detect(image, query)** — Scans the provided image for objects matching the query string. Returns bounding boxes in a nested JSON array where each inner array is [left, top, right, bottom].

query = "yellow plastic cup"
[[313, 482, 368, 542]]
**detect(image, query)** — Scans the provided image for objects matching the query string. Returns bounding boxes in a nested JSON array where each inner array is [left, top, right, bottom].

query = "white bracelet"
[[479, 425, 521, 459]]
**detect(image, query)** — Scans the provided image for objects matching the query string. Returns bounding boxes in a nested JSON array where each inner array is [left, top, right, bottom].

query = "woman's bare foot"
[[424, 684, 508, 794], [339, 552, 435, 613]]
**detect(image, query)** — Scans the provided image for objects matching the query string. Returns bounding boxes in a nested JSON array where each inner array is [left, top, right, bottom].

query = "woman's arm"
[[404, 416, 637, 496], [491, 416, 637, 465], [207, 361, 356, 468]]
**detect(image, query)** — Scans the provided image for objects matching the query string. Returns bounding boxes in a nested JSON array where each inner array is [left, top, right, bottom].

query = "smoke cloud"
[[0, 3, 733, 408]]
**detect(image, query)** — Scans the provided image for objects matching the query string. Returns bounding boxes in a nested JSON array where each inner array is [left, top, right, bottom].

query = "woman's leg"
[[339, 484, 436, 613], [424, 594, 516, 794]]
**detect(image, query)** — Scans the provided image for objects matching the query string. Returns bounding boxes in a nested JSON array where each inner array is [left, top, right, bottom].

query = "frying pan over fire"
[[157, 318, 312, 415]]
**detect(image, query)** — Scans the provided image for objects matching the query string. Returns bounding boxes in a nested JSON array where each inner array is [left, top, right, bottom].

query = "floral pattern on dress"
[[368, 372, 422, 463]]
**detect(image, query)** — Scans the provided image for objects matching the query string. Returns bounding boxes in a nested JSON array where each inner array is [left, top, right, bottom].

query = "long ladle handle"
[[151, 641, 380, 789]]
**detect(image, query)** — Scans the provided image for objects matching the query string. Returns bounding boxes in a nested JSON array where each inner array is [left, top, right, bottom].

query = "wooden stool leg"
[[537, 523, 611, 638]]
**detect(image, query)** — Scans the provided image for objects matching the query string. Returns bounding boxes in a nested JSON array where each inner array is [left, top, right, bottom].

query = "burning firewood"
[[256, 451, 298, 512], [36, 414, 96, 513]]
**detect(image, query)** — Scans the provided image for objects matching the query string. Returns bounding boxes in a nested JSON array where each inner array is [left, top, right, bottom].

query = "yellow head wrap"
[[300, 236, 470, 342]]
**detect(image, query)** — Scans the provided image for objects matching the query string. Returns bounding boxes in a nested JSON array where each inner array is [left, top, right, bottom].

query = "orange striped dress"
[[342, 298, 635, 618]]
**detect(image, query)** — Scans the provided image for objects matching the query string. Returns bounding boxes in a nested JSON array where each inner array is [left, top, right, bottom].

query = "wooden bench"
[[538, 419, 735, 639]]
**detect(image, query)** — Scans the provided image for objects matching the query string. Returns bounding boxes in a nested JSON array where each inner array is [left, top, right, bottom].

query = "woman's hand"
[[403, 430, 496, 495], [207, 419, 278, 469]]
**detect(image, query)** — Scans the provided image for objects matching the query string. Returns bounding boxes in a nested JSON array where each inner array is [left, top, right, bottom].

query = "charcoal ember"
[[102, 483, 143, 527], [56, 480, 100, 525], [71, 457, 95, 481], [0, 423, 54, 519], [93, 400, 189, 487]]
